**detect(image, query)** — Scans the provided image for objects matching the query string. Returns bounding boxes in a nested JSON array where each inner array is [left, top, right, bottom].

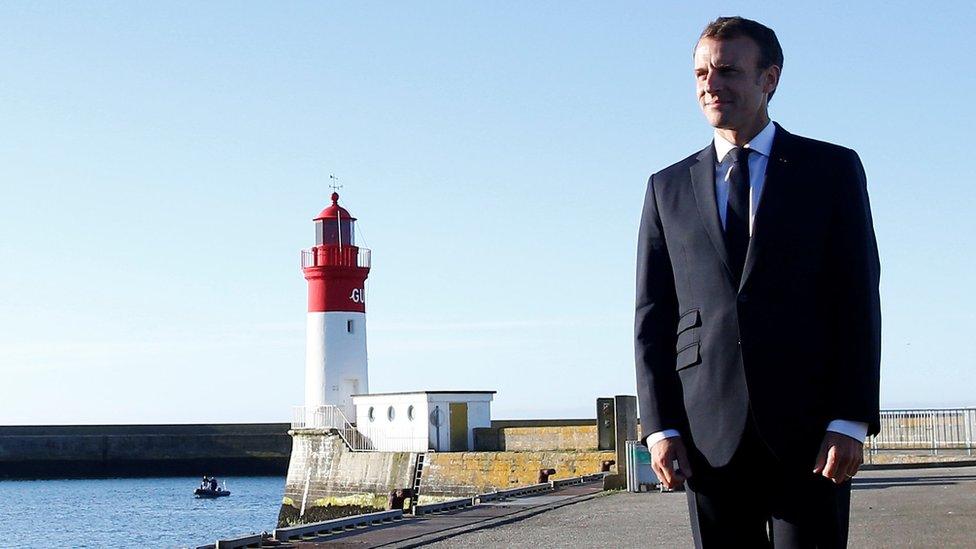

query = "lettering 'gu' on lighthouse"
[[300, 191, 370, 420]]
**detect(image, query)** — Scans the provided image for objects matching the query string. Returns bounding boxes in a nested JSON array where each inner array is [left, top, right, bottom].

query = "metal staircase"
[[293, 405, 375, 451]]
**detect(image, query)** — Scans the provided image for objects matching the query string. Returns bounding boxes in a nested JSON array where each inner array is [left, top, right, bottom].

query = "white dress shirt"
[[713, 119, 776, 236], [645, 121, 868, 448]]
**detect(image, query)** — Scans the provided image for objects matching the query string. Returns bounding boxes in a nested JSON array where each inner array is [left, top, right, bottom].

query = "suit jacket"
[[634, 123, 881, 469]]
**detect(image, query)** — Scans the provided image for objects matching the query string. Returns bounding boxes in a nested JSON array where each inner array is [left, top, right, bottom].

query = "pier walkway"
[[269, 481, 607, 548], [426, 465, 976, 548], [210, 464, 976, 548]]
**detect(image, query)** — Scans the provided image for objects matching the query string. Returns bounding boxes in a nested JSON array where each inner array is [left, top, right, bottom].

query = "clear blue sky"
[[2, 2, 973, 424]]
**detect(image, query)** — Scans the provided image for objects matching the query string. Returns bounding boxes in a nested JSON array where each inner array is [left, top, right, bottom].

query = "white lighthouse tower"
[[301, 191, 370, 421]]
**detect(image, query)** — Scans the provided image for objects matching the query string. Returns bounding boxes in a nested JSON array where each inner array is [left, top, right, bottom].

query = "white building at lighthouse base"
[[351, 391, 495, 452]]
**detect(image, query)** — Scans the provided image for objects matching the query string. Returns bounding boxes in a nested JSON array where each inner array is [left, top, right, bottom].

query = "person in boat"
[[200, 476, 210, 490], [209, 477, 218, 491]]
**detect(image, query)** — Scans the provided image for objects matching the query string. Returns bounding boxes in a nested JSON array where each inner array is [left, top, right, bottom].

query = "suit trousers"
[[685, 417, 852, 548]]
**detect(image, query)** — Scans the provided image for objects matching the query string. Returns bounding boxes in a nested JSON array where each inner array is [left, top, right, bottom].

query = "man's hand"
[[812, 431, 864, 484], [650, 436, 693, 490]]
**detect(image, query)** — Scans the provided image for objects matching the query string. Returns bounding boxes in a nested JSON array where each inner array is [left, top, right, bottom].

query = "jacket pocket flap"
[[675, 342, 701, 371], [676, 308, 701, 335]]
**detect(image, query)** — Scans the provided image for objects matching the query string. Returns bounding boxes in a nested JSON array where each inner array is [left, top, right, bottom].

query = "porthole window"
[[367, 407, 375, 422], [407, 405, 415, 421], [387, 406, 396, 421]]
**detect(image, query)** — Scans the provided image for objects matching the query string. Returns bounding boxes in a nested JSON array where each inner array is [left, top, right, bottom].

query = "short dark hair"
[[698, 16, 783, 100]]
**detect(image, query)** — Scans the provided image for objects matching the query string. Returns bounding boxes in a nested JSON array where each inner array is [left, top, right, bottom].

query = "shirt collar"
[[713, 120, 776, 164]]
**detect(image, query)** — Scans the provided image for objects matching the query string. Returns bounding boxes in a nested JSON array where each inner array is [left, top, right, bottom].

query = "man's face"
[[694, 36, 779, 132]]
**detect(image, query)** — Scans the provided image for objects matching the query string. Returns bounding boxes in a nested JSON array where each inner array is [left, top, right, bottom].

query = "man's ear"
[[763, 64, 782, 96]]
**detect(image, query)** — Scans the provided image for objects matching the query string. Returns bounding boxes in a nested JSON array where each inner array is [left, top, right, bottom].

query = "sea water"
[[0, 476, 284, 548]]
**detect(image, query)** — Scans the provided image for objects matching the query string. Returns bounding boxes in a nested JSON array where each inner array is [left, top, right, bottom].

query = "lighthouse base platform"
[[277, 428, 616, 528], [278, 429, 418, 526]]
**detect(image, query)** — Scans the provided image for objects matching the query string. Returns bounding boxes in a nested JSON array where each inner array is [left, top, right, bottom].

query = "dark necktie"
[[725, 147, 752, 282]]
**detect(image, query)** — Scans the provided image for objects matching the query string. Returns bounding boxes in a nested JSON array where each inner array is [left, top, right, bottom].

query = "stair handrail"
[[309, 404, 375, 451]]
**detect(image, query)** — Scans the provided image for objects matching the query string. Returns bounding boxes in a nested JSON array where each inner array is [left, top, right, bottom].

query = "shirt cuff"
[[644, 429, 682, 447], [826, 419, 869, 443]]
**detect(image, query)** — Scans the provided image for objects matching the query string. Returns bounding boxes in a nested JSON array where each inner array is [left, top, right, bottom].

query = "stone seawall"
[[277, 429, 617, 525], [475, 425, 600, 451], [476, 418, 645, 452], [0, 423, 291, 479], [419, 450, 616, 499], [278, 430, 418, 526]]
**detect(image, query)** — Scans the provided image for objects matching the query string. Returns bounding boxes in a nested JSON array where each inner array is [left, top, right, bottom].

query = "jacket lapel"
[[739, 123, 795, 292], [690, 144, 735, 280]]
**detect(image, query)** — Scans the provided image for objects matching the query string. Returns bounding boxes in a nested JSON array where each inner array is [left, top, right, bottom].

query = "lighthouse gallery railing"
[[301, 246, 371, 269]]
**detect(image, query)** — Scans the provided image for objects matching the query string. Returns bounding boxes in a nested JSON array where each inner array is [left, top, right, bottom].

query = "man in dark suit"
[[634, 16, 881, 548]]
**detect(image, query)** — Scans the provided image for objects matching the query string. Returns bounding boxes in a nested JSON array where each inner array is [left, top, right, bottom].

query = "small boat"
[[194, 487, 231, 498], [194, 479, 231, 498]]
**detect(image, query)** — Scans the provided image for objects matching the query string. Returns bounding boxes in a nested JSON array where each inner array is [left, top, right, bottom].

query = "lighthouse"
[[301, 191, 370, 421]]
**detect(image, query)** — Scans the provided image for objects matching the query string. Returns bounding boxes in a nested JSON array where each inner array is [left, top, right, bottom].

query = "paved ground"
[[288, 483, 608, 548], [423, 466, 976, 548]]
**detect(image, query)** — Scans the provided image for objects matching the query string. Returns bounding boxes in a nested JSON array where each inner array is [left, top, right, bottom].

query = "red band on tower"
[[302, 245, 369, 313]]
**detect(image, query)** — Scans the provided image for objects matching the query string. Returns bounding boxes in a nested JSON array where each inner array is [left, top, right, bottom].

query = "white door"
[[340, 379, 359, 420]]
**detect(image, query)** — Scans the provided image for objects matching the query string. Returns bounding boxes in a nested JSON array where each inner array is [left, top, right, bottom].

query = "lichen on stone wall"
[[277, 501, 383, 528]]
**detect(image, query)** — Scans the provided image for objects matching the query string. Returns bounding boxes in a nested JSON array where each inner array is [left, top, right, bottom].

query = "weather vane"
[[329, 174, 343, 194]]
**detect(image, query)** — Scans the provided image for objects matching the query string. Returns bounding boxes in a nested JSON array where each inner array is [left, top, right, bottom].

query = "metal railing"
[[292, 405, 375, 451], [273, 509, 402, 541], [292, 405, 431, 452], [213, 532, 264, 549], [291, 405, 429, 452], [869, 408, 976, 456], [300, 246, 371, 269]]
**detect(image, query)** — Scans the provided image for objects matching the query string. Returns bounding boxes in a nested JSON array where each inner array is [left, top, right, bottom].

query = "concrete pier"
[[278, 428, 615, 527], [424, 465, 976, 548], [279, 430, 418, 526]]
